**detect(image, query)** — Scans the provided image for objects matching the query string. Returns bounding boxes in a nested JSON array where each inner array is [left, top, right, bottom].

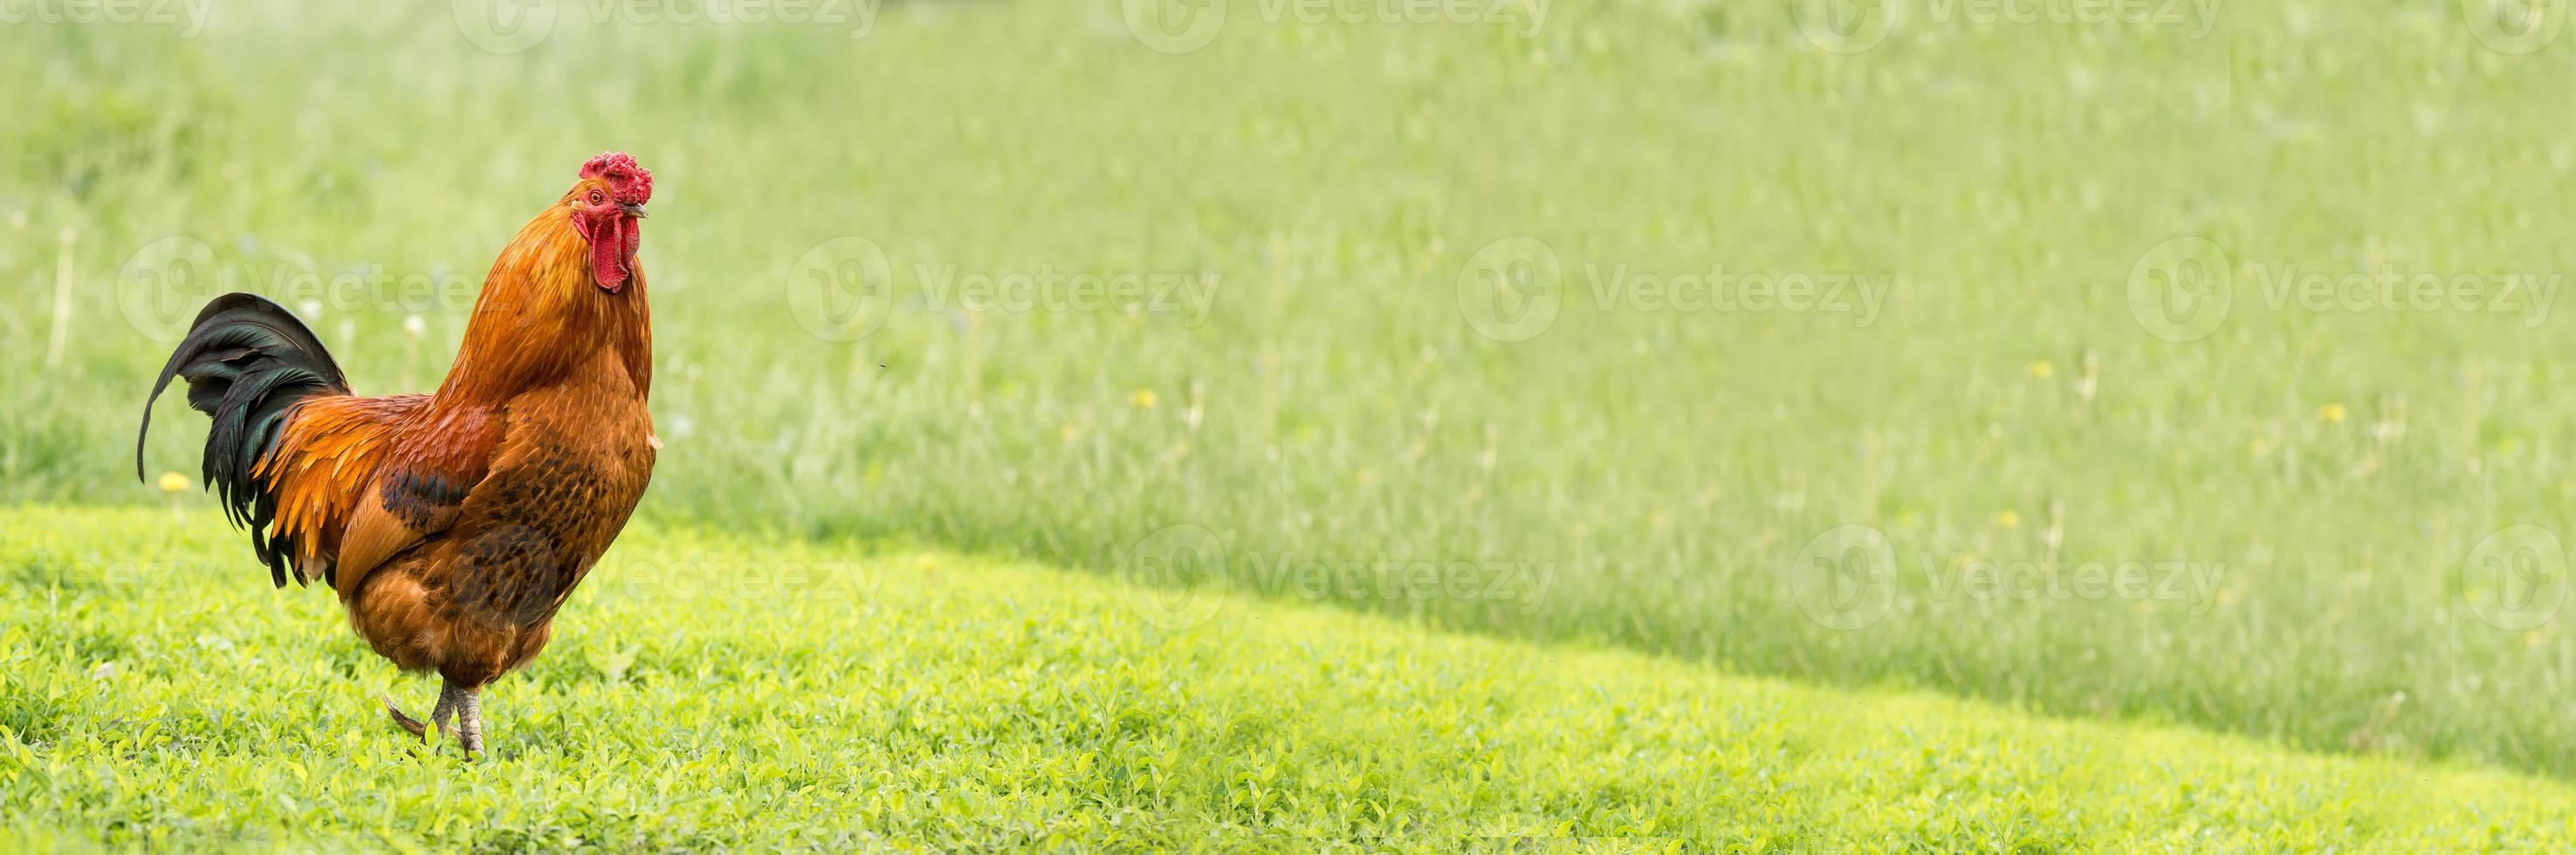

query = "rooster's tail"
[[137, 293, 351, 586]]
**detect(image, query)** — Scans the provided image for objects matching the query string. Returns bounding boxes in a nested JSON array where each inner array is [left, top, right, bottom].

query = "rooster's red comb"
[[580, 151, 652, 203]]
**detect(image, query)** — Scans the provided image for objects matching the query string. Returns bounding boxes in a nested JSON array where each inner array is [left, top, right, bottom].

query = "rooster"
[[136, 152, 658, 756]]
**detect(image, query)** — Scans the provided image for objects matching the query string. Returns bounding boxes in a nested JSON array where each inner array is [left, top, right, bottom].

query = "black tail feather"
[[138, 293, 350, 586]]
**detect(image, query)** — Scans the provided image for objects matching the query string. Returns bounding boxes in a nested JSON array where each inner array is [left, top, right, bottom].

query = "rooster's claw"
[[383, 695, 429, 740]]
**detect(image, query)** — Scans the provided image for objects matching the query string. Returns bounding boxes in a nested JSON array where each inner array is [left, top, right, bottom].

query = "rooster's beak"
[[619, 202, 649, 219]]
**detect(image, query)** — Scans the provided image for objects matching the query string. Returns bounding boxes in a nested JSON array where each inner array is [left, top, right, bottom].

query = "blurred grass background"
[[11, 0, 2576, 779]]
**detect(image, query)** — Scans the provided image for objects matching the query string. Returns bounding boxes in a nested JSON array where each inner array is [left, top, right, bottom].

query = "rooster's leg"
[[454, 686, 485, 757], [430, 682, 464, 742]]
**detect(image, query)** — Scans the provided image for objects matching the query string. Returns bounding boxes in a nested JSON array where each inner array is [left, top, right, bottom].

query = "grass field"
[[8, 506, 2576, 850], [10, 0, 2576, 845]]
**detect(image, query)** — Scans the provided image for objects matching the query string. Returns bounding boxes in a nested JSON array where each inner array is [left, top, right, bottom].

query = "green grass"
[[10, 0, 2576, 829], [4, 505, 2573, 851]]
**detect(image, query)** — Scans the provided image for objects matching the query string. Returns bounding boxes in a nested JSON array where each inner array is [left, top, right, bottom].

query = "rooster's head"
[[567, 151, 653, 294]]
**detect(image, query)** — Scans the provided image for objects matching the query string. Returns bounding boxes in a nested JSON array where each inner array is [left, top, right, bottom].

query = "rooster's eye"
[[587, 189, 606, 205]]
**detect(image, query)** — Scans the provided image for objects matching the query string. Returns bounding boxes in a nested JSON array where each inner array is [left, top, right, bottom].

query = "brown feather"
[[333, 489, 423, 600]]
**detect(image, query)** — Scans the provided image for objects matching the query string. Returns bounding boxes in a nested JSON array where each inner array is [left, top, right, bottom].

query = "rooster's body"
[[138, 153, 658, 756]]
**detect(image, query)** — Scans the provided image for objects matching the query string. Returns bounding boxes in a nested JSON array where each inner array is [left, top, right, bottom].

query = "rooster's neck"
[[429, 207, 652, 409]]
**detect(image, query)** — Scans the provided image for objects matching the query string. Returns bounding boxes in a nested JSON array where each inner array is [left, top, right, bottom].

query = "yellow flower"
[[2027, 360, 2053, 379], [1059, 423, 1080, 442], [1130, 388, 1157, 409], [2319, 403, 2346, 423], [156, 472, 189, 493], [1993, 510, 2020, 529]]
